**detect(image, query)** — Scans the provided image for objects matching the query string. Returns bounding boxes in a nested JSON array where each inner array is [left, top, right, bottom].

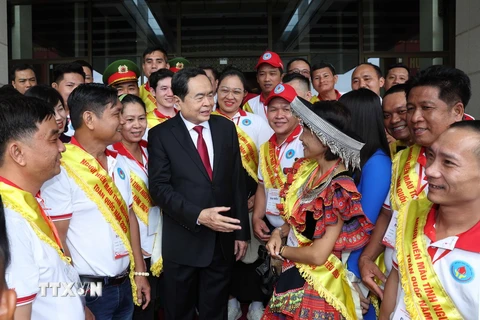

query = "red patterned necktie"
[[193, 126, 213, 180]]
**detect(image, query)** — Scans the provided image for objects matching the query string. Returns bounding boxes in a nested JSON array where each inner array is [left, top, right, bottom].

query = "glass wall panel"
[[362, 0, 450, 52]]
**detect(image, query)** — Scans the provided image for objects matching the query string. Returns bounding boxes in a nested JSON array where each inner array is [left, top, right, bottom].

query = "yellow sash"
[[260, 141, 286, 189], [0, 181, 70, 263], [212, 111, 259, 182], [281, 159, 361, 320], [390, 144, 428, 211], [243, 100, 253, 113], [130, 171, 153, 226], [139, 84, 157, 113], [146, 110, 169, 129], [396, 200, 462, 320], [61, 144, 140, 305]]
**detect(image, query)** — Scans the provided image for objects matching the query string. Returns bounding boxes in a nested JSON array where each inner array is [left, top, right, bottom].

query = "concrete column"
[[456, 0, 480, 118], [420, 0, 443, 69], [0, 0, 9, 85], [11, 5, 33, 60]]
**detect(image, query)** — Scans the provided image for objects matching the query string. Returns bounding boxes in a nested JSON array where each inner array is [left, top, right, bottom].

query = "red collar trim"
[[112, 141, 147, 160], [424, 205, 480, 252], [145, 82, 151, 91], [217, 108, 247, 119], [70, 137, 117, 158], [268, 124, 302, 147], [0, 176, 23, 190], [259, 93, 267, 104], [0, 176, 41, 198], [335, 89, 342, 100], [154, 108, 176, 119]]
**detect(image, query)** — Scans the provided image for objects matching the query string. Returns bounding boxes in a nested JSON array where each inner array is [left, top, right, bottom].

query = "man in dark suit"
[[148, 67, 249, 320]]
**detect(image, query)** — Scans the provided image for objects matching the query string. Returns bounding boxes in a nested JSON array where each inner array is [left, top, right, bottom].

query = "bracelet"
[[275, 226, 284, 238], [279, 245, 287, 257], [134, 271, 149, 276]]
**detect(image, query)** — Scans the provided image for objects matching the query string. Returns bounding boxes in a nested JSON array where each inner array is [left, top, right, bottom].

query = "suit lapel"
[[171, 114, 211, 181]]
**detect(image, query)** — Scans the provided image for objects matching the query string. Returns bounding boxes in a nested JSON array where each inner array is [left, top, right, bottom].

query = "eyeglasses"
[[218, 87, 245, 97], [289, 69, 310, 76]]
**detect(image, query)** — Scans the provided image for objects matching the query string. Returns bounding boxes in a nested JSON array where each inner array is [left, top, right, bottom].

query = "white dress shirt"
[[180, 112, 214, 170]]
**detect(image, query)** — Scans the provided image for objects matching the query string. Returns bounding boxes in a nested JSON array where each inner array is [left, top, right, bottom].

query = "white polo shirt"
[[391, 208, 480, 320], [258, 125, 304, 227], [4, 200, 84, 319], [229, 109, 273, 148], [243, 95, 268, 123], [41, 146, 133, 277], [112, 141, 160, 257]]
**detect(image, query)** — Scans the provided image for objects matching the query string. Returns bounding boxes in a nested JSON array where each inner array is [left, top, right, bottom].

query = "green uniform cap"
[[103, 59, 141, 86]]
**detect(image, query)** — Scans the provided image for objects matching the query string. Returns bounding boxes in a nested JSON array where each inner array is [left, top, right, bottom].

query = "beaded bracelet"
[[134, 271, 149, 276]]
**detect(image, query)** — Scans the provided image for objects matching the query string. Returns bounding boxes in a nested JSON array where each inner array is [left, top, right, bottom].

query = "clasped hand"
[[198, 206, 242, 232]]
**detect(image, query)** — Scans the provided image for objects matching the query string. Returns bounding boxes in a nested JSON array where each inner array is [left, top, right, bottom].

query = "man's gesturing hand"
[[198, 207, 242, 232]]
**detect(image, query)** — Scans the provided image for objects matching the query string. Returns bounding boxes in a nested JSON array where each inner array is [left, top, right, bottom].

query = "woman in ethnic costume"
[[262, 99, 374, 320]]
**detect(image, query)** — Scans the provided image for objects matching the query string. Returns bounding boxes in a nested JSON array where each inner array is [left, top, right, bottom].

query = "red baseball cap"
[[265, 83, 297, 105], [255, 51, 284, 70]]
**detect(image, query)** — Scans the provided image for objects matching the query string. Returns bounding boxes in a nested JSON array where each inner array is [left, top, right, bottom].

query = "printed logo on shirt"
[[450, 260, 474, 283], [285, 149, 295, 159], [117, 168, 126, 180], [274, 84, 285, 94], [263, 52, 272, 60], [242, 119, 252, 126]]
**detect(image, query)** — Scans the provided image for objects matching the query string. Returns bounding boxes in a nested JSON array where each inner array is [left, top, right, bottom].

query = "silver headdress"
[[290, 97, 364, 170]]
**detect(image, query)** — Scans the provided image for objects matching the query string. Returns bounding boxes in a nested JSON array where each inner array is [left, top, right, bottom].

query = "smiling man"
[[252, 83, 304, 243], [0, 95, 85, 320], [243, 51, 283, 123], [148, 67, 249, 320], [380, 120, 480, 320], [40, 84, 150, 319], [358, 65, 471, 300], [146, 69, 176, 129], [382, 84, 412, 157]]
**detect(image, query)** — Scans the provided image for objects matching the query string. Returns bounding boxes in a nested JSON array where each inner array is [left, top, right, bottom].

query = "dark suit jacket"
[[148, 113, 249, 267]]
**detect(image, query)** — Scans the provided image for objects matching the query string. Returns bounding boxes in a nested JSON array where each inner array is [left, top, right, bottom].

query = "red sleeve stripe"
[[16, 293, 37, 305], [392, 260, 399, 270], [382, 204, 391, 210], [50, 213, 73, 221]]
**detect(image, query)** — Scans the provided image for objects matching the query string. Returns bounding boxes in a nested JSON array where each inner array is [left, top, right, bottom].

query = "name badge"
[[382, 210, 398, 249], [286, 228, 299, 247], [113, 234, 129, 260], [148, 208, 160, 236], [266, 188, 280, 216]]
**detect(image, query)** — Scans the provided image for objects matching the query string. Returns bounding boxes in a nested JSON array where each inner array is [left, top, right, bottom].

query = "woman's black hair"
[[304, 98, 359, 162], [24, 84, 65, 109], [120, 94, 146, 112], [338, 88, 390, 183]]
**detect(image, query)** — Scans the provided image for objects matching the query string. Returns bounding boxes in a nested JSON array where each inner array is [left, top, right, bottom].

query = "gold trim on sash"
[[212, 111, 259, 182], [61, 144, 140, 305], [130, 171, 153, 226], [390, 144, 427, 211], [396, 200, 462, 320], [260, 142, 286, 189], [243, 101, 253, 113], [281, 159, 361, 320], [0, 182, 70, 263]]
